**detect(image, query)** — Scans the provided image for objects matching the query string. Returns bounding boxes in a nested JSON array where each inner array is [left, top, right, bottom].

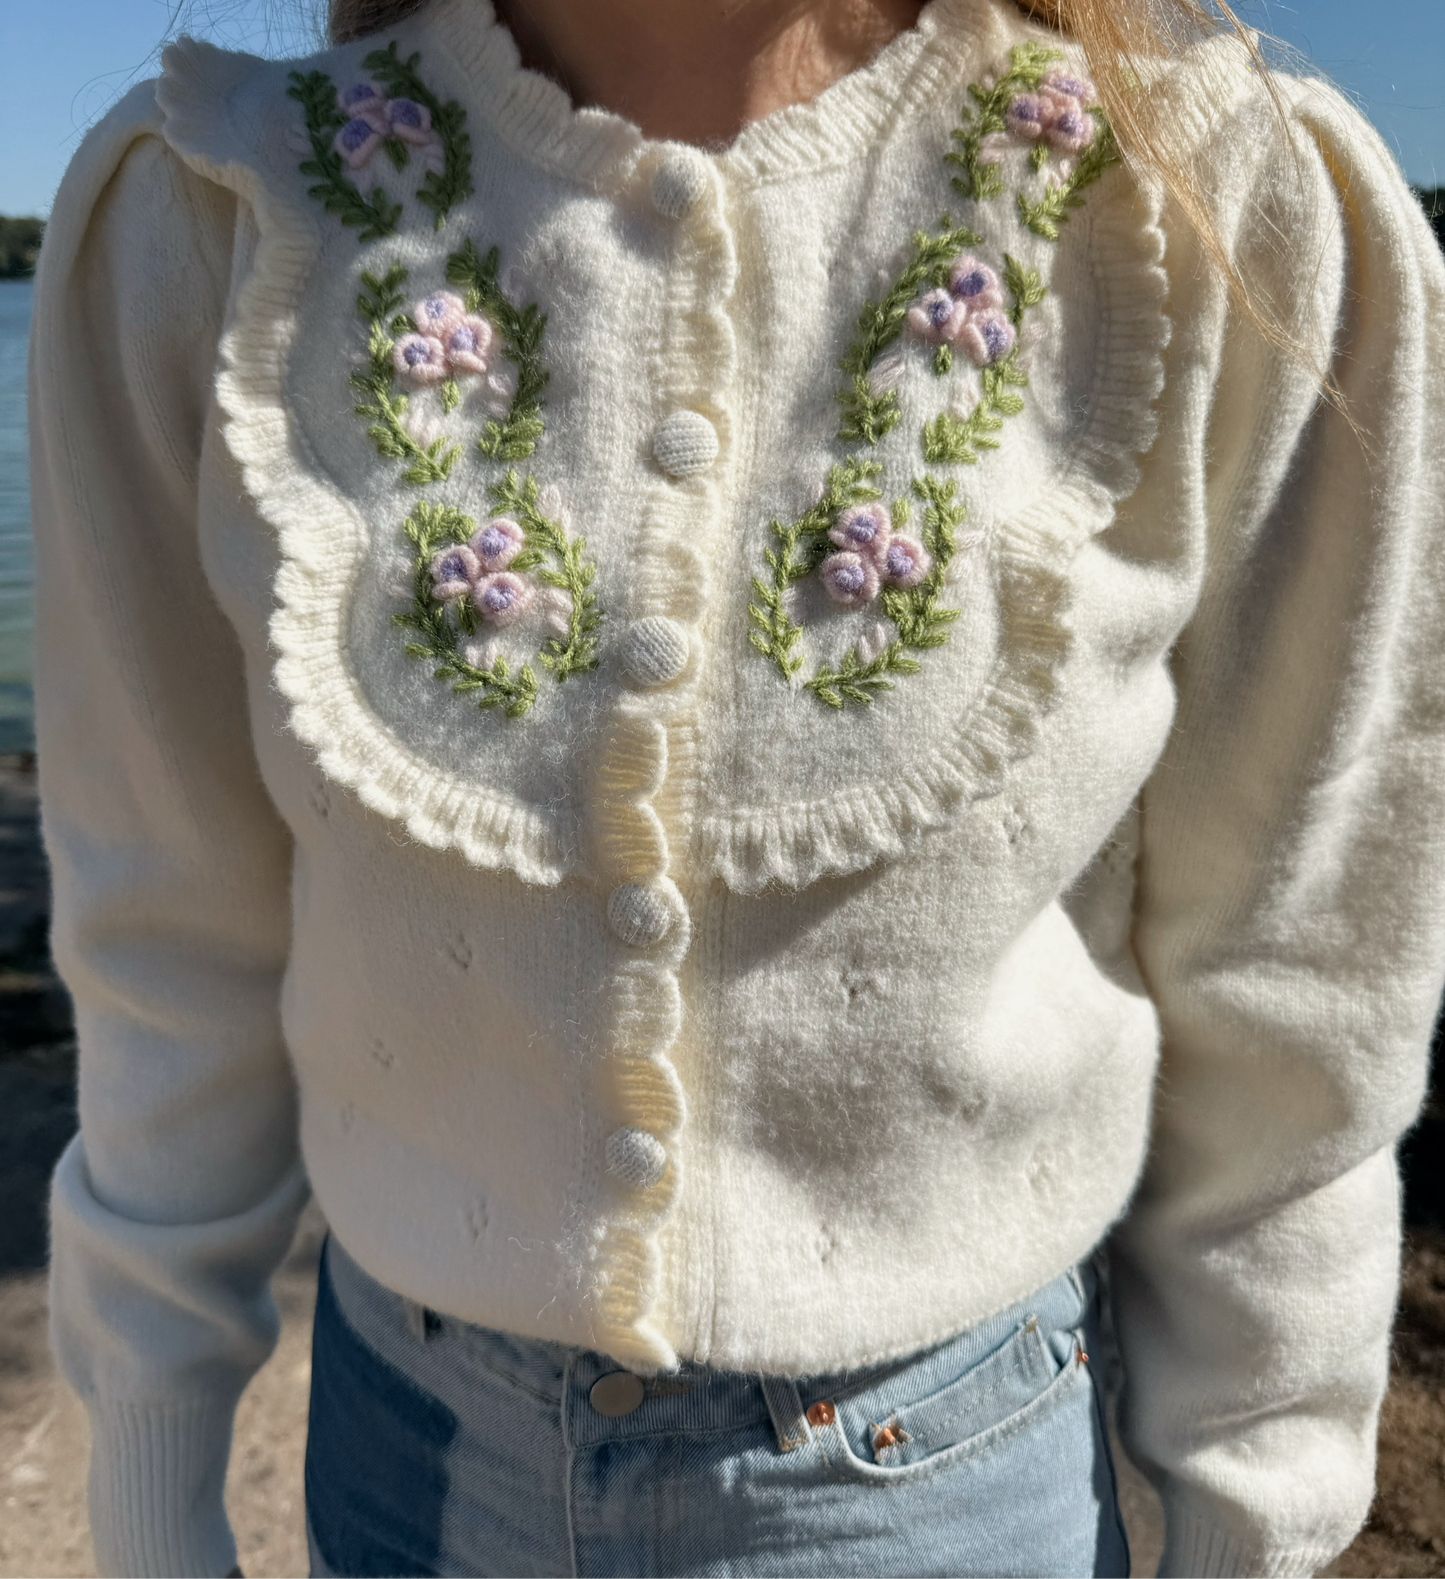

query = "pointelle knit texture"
[[28, 0, 1445, 1572]]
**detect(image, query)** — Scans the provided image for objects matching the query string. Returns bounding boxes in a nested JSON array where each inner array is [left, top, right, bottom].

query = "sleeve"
[[1109, 71, 1445, 1578], [30, 87, 309, 1578]]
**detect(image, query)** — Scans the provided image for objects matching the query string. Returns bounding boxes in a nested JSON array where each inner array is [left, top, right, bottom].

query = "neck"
[[491, 0, 928, 145]]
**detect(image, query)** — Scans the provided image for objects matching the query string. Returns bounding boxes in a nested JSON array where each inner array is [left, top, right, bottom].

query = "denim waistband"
[[322, 1235, 1095, 1450]]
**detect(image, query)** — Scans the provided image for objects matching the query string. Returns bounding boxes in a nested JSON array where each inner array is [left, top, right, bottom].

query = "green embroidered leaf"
[[486, 469, 602, 682], [944, 41, 1063, 203], [286, 70, 402, 241], [1001, 254, 1046, 325], [752, 458, 885, 684], [836, 218, 983, 445], [1016, 112, 1121, 240], [446, 239, 550, 460], [362, 42, 475, 229]]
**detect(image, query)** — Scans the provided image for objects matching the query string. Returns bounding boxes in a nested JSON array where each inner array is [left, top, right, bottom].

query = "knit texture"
[[31, 0, 1445, 1574]]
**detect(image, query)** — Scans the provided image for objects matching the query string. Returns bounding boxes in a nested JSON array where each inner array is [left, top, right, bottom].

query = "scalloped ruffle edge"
[[156, 36, 576, 887], [697, 158, 1171, 893]]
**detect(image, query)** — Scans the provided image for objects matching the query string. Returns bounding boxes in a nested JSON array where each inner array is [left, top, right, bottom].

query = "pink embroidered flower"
[[412, 291, 466, 339], [907, 287, 967, 346], [393, 332, 449, 385], [820, 551, 881, 607], [948, 256, 1005, 313], [443, 314, 493, 375], [829, 502, 892, 566], [956, 309, 1017, 368], [430, 543, 480, 602], [1041, 69, 1097, 109], [1004, 91, 1049, 142], [385, 96, 433, 145], [1005, 72, 1097, 156], [882, 534, 932, 588], [338, 80, 387, 115], [333, 110, 389, 169], [469, 516, 524, 574], [474, 571, 535, 625]]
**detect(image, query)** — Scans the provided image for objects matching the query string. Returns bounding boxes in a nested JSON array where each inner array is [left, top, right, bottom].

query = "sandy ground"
[[0, 746, 1440, 1579]]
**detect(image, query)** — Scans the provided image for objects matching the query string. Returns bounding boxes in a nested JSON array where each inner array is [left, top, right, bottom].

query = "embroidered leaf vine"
[[445, 239, 549, 460], [362, 42, 474, 230], [748, 458, 884, 682], [1016, 112, 1121, 239], [286, 70, 402, 241], [836, 219, 983, 445], [352, 264, 461, 483], [944, 42, 1063, 202], [804, 476, 966, 709], [919, 256, 1039, 466], [391, 501, 539, 717], [487, 470, 601, 681]]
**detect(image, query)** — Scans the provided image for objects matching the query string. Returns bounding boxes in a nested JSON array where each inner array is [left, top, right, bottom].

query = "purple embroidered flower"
[[412, 291, 466, 339], [948, 256, 1005, 313], [430, 543, 481, 602], [882, 534, 933, 588], [1005, 92, 1047, 142], [829, 502, 892, 566], [338, 80, 387, 115], [333, 111, 388, 169], [957, 309, 1017, 368], [392, 332, 449, 385], [469, 516, 524, 573], [385, 96, 434, 145], [820, 550, 881, 608], [443, 314, 494, 375], [1042, 70, 1095, 102], [474, 571, 535, 625], [906, 287, 966, 346], [1043, 98, 1096, 154]]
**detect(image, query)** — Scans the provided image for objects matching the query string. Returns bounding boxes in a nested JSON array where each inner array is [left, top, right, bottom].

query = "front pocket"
[[815, 1315, 1088, 1485]]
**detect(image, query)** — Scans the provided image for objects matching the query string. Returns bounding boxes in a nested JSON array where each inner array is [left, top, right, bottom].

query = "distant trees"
[[0, 217, 44, 280]]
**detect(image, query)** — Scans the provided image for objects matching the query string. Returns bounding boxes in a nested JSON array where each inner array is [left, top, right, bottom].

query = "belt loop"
[[403, 1297, 430, 1342], [760, 1374, 810, 1453]]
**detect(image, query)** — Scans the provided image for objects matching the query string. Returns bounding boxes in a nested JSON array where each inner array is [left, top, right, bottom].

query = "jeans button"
[[590, 1371, 647, 1417]]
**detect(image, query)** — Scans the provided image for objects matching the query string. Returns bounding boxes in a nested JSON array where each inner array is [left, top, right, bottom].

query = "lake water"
[[0, 280, 34, 752]]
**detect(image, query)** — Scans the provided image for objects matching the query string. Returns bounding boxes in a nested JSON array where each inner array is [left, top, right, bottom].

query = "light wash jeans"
[[305, 1236, 1129, 1577]]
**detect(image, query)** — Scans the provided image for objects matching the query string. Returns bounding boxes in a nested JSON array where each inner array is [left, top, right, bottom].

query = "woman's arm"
[[32, 88, 307, 1578], [1113, 70, 1445, 1577]]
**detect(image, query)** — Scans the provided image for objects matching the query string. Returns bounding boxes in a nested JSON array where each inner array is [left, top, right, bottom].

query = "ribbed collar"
[[424, 0, 1006, 188]]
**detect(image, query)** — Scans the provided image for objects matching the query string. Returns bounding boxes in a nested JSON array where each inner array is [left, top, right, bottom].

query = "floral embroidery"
[[287, 42, 472, 240], [946, 43, 1120, 240], [393, 473, 601, 717], [290, 45, 601, 720], [749, 46, 1117, 708]]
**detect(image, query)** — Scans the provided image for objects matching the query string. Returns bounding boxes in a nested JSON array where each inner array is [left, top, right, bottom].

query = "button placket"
[[580, 143, 736, 1375]]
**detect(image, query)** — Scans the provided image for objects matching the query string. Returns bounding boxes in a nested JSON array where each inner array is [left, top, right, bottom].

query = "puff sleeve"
[[1111, 70, 1445, 1578], [31, 87, 307, 1577]]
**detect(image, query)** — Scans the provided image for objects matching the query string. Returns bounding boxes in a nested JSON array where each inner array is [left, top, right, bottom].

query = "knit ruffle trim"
[[698, 164, 1170, 892], [156, 36, 577, 887]]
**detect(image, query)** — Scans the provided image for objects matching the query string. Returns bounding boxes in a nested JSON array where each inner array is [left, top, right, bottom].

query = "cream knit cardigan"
[[31, 0, 1445, 1571]]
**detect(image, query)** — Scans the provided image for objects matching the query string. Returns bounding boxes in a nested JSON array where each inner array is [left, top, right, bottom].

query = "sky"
[[2, 0, 1442, 217]]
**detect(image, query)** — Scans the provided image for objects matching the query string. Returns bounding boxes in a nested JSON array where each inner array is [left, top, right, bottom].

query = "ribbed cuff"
[[86, 1396, 239, 1577], [1159, 1506, 1343, 1578]]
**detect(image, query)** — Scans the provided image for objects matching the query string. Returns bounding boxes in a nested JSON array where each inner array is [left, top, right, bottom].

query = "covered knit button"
[[606, 1125, 668, 1189], [653, 410, 719, 479], [590, 1370, 647, 1416], [651, 150, 710, 219], [607, 882, 673, 947], [619, 616, 691, 688]]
